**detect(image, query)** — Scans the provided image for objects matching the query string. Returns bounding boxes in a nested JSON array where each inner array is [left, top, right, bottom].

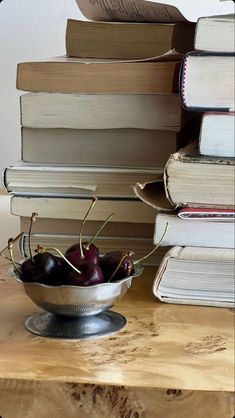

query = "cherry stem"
[[108, 251, 134, 283], [0, 233, 23, 265], [28, 212, 38, 262], [79, 198, 97, 259], [84, 213, 115, 250], [8, 238, 21, 274], [44, 246, 82, 275], [133, 223, 169, 265]]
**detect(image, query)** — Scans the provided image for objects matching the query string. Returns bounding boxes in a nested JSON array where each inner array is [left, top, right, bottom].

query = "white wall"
[[0, 0, 82, 176], [0, 0, 233, 176]]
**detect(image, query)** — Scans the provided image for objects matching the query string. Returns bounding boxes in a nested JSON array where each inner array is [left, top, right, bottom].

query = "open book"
[[154, 246, 235, 308], [75, 0, 234, 23]]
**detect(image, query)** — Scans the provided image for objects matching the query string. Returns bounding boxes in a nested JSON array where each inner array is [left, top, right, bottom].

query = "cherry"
[[100, 223, 170, 282], [20, 252, 59, 285], [66, 262, 104, 286], [100, 251, 134, 282], [65, 200, 114, 268], [65, 243, 99, 267]]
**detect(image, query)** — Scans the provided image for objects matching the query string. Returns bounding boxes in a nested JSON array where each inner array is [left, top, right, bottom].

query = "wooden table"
[[0, 258, 234, 418]]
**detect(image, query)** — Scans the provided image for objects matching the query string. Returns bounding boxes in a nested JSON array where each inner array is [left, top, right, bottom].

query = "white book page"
[[75, 0, 234, 23], [75, 0, 187, 23]]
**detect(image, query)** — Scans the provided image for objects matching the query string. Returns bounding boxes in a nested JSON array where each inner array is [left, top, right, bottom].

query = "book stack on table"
[[136, 14, 235, 306], [3, 1, 200, 265]]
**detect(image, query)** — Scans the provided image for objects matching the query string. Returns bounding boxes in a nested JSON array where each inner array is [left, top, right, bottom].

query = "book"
[[20, 217, 154, 238], [178, 207, 235, 222], [3, 161, 163, 198], [66, 19, 195, 59], [19, 233, 169, 267], [75, 0, 234, 23], [180, 52, 235, 111], [17, 56, 180, 94], [153, 246, 235, 307], [154, 213, 235, 248], [21, 127, 179, 167], [195, 14, 235, 53], [20, 93, 183, 131], [10, 196, 156, 224], [164, 142, 235, 208], [199, 112, 235, 158]]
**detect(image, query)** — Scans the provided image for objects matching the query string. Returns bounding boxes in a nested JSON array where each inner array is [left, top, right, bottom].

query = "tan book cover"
[[66, 19, 195, 59], [17, 56, 180, 94]]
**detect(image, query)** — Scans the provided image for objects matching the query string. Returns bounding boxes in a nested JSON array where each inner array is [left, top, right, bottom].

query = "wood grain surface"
[[0, 258, 234, 417]]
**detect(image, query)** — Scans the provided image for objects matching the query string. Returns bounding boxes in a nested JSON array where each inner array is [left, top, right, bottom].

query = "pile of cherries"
[[3, 199, 168, 287]]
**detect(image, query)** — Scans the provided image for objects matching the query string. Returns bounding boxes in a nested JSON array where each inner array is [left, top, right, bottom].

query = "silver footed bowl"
[[12, 263, 143, 317]]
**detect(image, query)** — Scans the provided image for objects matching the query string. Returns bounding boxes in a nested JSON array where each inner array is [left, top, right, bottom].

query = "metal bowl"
[[12, 263, 143, 317]]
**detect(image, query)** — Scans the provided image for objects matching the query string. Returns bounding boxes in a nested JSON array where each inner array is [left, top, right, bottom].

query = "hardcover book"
[[154, 213, 235, 249], [164, 142, 235, 208], [195, 14, 235, 53], [153, 246, 235, 308], [180, 52, 235, 111], [199, 112, 235, 158], [4, 161, 163, 198]]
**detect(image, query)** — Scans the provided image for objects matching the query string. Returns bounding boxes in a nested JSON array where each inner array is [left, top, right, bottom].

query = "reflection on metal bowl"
[[12, 263, 143, 317]]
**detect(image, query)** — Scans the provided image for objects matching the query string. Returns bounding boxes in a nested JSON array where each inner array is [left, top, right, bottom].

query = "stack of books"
[[3, 2, 198, 265], [136, 14, 235, 306]]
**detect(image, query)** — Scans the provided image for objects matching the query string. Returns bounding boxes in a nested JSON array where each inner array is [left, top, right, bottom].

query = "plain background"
[[0, 0, 234, 175]]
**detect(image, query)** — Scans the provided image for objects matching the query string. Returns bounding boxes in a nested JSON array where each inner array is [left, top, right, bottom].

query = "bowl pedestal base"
[[25, 310, 127, 340]]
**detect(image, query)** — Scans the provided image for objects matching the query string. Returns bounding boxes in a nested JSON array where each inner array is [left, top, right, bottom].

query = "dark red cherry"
[[66, 262, 104, 286], [100, 251, 134, 282], [20, 252, 59, 285], [65, 243, 99, 268]]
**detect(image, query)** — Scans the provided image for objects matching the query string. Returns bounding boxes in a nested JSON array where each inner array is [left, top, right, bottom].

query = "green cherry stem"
[[108, 251, 134, 283], [43, 246, 82, 275], [133, 223, 169, 266], [0, 232, 23, 265], [79, 197, 97, 259], [84, 213, 115, 250], [8, 238, 21, 274], [28, 212, 38, 262]]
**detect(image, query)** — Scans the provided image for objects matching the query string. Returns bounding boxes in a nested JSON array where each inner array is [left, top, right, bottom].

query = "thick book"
[[20, 93, 183, 131], [66, 19, 195, 59], [164, 142, 235, 208], [21, 127, 179, 167], [178, 207, 235, 222], [153, 246, 235, 308], [3, 161, 163, 198], [154, 213, 234, 248], [180, 52, 235, 111], [11, 196, 156, 224], [17, 56, 180, 94], [195, 14, 235, 53], [199, 112, 235, 158], [20, 217, 154, 239], [75, 0, 233, 23], [19, 233, 168, 267]]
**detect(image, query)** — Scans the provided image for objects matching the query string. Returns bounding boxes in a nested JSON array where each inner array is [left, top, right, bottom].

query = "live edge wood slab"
[[0, 258, 234, 418]]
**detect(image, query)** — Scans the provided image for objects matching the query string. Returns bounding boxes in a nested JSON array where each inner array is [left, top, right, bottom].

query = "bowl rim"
[[10, 262, 144, 289]]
